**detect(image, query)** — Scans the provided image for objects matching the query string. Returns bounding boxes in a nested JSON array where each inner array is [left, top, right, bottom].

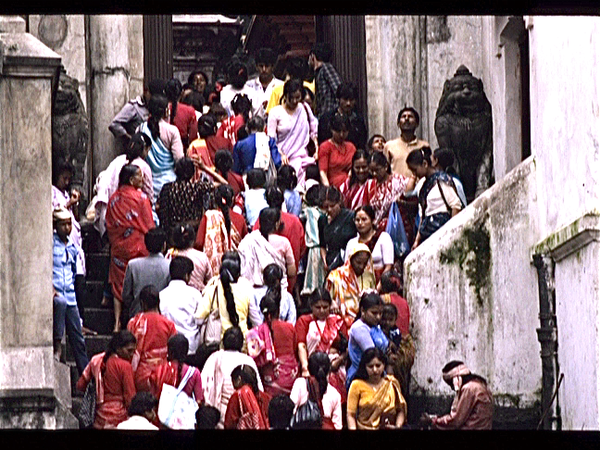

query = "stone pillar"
[[88, 15, 144, 183], [0, 16, 77, 428]]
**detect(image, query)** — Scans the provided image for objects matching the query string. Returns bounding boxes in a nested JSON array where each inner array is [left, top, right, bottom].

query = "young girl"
[[367, 134, 386, 154], [299, 185, 326, 296], [407, 147, 463, 249], [432, 147, 468, 207], [224, 364, 270, 429], [277, 165, 302, 217]]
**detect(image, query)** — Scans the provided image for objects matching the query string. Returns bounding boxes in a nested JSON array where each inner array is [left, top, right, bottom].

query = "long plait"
[[220, 262, 240, 328]]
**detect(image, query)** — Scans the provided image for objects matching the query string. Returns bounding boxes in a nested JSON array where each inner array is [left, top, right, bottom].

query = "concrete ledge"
[[531, 211, 600, 262], [0, 32, 61, 77]]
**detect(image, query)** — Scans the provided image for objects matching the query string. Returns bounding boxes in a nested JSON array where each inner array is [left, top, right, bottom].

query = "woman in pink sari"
[[246, 290, 299, 396], [267, 79, 318, 186], [106, 165, 156, 332]]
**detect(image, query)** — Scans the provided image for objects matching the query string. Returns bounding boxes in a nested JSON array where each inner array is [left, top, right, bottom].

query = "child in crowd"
[[367, 134, 386, 154], [299, 185, 326, 296], [277, 165, 302, 217], [268, 394, 295, 429], [195, 405, 221, 429], [327, 332, 348, 404], [116, 392, 159, 430], [299, 163, 322, 205], [244, 168, 269, 228]]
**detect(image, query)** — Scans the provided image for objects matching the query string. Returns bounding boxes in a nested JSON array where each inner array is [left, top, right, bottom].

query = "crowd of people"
[[51, 42, 492, 431]]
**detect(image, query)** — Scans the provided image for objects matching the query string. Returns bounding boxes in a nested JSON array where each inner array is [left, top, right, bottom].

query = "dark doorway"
[[519, 28, 531, 161]]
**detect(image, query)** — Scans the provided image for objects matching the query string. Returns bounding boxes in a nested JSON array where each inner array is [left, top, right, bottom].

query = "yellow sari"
[[347, 375, 407, 430]]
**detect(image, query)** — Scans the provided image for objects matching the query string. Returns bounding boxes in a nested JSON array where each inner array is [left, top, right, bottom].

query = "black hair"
[[355, 291, 384, 321], [304, 185, 322, 207], [220, 258, 241, 327], [348, 149, 370, 187], [260, 290, 281, 341], [336, 82, 358, 100], [285, 57, 308, 81], [308, 287, 332, 306], [368, 151, 392, 174], [382, 303, 398, 319], [304, 163, 321, 182], [265, 185, 285, 209], [406, 146, 433, 168], [169, 255, 194, 281], [197, 113, 218, 138], [434, 147, 457, 173], [118, 164, 140, 187], [263, 263, 284, 289], [380, 270, 403, 295], [268, 395, 295, 429], [231, 93, 252, 122], [103, 330, 136, 370], [256, 47, 278, 66], [227, 60, 248, 90], [214, 184, 234, 237], [276, 165, 297, 191], [308, 352, 331, 400], [258, 208, 281, 240], [355, 205, 376, 223], [397, 106, 420, 125], [144, 227, 167, 254], [323, 185, 342, 205], [127, 392, 158, 417], [231, 364, 260, 394], [174, 157, 195, 182], [196, 405, 221, 429], [442, 360, 465, 373], [167, 333, 189, 386], [222, 326, 244, 351], [246, 168, 267, 189], [165, 78, 182, 125], [214, 149, 233, 178], [330, 113, 350, 133], [247, 116, 265, 134], [283, 79, 303, 100], [187, 70, 208, 88], [367, 134, 386, 151], [208, 103, 227, 119], [147, 94, 168, 140], [52, 158, 74, 185], [140, 285, 160, 312], [310, 42, 333, 63], [222, 250, 241, 265], [148, 78, 167, 96], [126, 132, 151, 162], [172, 223, 196, 250], [354, 347, 387, 381], [181, 90, 204, 113], [303, 86, 315, 103]]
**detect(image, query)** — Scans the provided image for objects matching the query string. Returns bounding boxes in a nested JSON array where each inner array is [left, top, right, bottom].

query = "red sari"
[[224, 385, 270, 430], [127, 311, 178, 392], [76, 353, 136, 429], [106, 185, 155, 302], [369, 173, 409, 233], [340, 178, 375, 211]]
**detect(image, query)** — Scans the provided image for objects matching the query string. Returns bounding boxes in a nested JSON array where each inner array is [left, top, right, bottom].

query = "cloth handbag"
[[157, 367, 199, 430], [199, 287, 222, 346], [290, 378, 323, 429], [77, 377, 97, 428], [385, 201, 411, 259]]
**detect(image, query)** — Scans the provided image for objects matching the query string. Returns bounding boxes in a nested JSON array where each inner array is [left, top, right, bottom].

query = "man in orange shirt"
[[383, 107, 429, 178]]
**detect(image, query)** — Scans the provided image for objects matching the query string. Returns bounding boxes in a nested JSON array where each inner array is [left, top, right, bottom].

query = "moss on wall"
[[439, 222, 492, 306]]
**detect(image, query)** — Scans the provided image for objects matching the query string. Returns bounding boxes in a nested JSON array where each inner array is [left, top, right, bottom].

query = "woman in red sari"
[[340, 150, 374, 211], [246, 290, 299, 397], [295, 288, 348, 399], [224, 364, 270, 429], [149, 333, 203, 404], [106, 164, 156, 332], [76, 331, 137, 429], [127, 286, 178, 392]]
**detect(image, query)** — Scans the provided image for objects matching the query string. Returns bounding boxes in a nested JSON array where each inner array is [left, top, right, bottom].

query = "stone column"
[[0, 16, 77, 428], [87, 15, 144, 183]]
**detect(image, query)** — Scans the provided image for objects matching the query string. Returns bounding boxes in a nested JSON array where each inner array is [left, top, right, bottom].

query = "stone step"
[[80, 280, 106, 309], [82, 308, 114, 335], [66, 334, 112, 362], [85, 253, 110, 282]]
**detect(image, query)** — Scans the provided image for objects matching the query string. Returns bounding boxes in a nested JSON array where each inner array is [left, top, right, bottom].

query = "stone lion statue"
[[434, 65, 493, 204]]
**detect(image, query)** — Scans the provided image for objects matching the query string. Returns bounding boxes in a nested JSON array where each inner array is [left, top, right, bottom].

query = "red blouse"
[[318, 140, 356, 188]]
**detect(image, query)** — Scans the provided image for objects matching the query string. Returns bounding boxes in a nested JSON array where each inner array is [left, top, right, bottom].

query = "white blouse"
[[289, 378, 343, 430]]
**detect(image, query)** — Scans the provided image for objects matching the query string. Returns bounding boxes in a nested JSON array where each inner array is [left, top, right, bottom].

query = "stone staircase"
[[67, 225, 114, 422]]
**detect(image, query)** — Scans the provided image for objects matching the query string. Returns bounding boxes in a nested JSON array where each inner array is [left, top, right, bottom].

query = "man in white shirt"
[[220, 60, 258, 118], [116, 392, 159, 430], [244, 48, 283, 120], [159, 256, 202, 355]]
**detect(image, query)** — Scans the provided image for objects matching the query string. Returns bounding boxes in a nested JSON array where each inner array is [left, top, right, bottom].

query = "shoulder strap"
[[436, 179, 452, 214], [177, 366, 195, 392]]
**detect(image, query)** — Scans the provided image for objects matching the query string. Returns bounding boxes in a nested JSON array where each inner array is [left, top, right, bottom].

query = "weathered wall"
[[528, 16, 600, 238], [404, 157, 541, 427]]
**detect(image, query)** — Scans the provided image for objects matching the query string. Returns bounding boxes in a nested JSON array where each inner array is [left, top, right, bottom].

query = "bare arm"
[[298, 342, 310, 377]]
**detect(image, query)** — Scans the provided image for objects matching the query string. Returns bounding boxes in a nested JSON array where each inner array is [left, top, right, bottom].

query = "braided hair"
[[147, 95, 168, 141], [259, 289, 280, 342], [220, 258, 241, 328], [308, 352, 331, 400], [167, 333, 189, 385], [102, 330, 136, 373], [214, 184, 234, 237]]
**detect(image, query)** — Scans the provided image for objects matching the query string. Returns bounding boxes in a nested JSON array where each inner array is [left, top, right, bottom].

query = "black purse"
[[290, 378, 323, 429], [77, 377, 96, 429]]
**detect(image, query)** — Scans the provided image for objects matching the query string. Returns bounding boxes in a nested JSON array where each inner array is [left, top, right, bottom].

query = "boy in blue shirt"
[[53, 208, 89, 375]]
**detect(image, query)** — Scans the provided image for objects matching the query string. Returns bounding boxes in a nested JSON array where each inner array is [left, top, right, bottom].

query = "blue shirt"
[[232, 133, 282, 175], [346, 319, 389, 389], [52, 233, 78, 306], [284, 189, 302, 217]]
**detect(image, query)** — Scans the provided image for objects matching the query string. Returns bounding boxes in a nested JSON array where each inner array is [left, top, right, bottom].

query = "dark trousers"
[[53, 294, 89, 375]]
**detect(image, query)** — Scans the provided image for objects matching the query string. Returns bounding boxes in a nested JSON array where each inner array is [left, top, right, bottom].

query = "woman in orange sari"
[[106, 164, 155, 332], [194, 184, 248, 275], [224, 364, 270, 429]]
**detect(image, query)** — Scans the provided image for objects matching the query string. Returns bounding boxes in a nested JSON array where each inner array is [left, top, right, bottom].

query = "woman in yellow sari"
[[347, 347, 407, 430], [325, 243, 376, 329]]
